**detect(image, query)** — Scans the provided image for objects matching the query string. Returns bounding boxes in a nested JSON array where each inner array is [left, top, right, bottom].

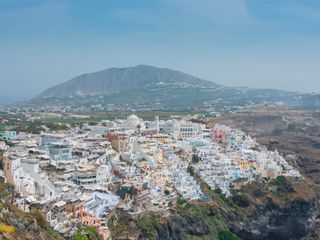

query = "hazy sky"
[[0, 0, 320, 103]]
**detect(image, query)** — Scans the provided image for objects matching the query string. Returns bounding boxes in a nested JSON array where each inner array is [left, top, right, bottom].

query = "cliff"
[[107, 177, 319, 240]]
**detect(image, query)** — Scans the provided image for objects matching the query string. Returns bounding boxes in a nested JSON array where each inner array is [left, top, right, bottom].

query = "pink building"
[[213, 130, 226, 139], [81, 215, 101, 227]]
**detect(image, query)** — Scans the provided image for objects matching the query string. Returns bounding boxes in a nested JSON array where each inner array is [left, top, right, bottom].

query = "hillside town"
[[0, 114, 301, 239]]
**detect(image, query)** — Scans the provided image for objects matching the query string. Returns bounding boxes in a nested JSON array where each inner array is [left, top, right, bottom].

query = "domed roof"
[[125, 114, 144, 129], [127, 114, 139, 121]]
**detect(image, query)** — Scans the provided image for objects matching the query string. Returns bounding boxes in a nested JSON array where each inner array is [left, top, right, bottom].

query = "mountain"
[[35, 65, 320, 111], [37, 65, 217, 98]]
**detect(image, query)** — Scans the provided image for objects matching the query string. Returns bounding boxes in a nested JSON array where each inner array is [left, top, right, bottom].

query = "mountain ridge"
[[32, 65, 320, 111], [37, 65, 219, 98]]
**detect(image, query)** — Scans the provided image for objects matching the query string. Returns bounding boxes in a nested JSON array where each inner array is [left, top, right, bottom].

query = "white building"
[[173, 121, 204, 140], [20, 160, 60, 201], [85, 191, 120, 217], [75, 164, 112, 186]]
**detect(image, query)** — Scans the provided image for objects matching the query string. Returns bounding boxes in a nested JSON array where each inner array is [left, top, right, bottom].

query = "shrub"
[[116, 186, 136, 199], [74, 226, 101, 240], [218, 230, 240, 240], [214, 188, 222, 195], [177, 198, 187, 206], [269, 176, 286, 186], [32, 210, 48, 230], [192, 154, 200, 163], [232, 194, 250, 208]]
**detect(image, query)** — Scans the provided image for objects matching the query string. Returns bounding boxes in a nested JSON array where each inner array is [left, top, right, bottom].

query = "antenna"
[[155, 115, 159, 134]]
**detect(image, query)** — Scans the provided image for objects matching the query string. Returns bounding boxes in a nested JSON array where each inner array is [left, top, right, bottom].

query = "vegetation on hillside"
[[0, 182, 63, 240]]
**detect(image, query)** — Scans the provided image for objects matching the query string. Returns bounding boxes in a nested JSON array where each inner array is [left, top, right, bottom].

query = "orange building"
[[106, 132, 128, 153], [73, 204, 102, 227], [3, 154, 21, 185], [81, 215, 101, 227], [233, 156, 256, 170]]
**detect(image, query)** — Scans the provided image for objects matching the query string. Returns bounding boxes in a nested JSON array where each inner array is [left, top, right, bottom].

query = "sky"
[[0, 0, 320, 103]]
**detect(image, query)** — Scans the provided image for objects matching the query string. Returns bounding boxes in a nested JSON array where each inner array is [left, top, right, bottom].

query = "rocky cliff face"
[[151, 215, 210, 239], [108, 178, 319, 240], [229, 178, 318, 240], [233, 198, 316, 240]]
